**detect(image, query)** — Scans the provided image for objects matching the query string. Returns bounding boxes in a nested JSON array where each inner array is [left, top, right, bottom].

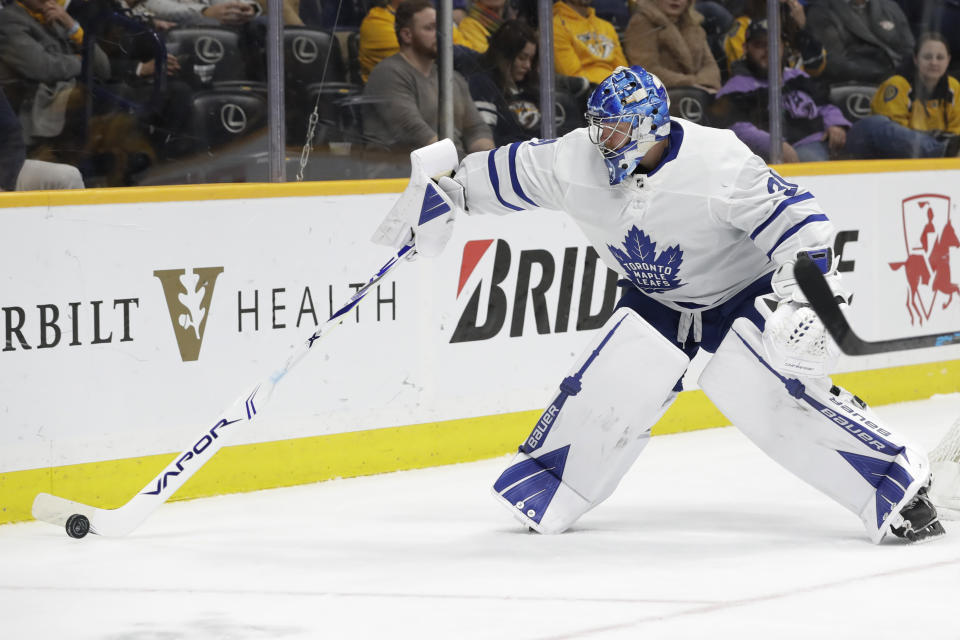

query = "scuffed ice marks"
[[104, 615, 302, 639]]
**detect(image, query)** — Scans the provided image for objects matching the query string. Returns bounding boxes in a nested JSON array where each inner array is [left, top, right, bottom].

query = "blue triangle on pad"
[[419, 182, 452, 226]]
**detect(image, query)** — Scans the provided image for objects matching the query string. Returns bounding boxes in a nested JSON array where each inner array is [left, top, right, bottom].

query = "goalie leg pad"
[[699, 316, 932, 543], [492, 308, 689, 534]]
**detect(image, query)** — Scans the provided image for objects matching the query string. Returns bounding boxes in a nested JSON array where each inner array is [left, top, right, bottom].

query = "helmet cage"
[[585, 66, 671, 185], [586, 113, 650, 160]]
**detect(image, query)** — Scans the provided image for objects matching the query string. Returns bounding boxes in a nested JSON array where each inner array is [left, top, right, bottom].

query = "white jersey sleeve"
[[454, 139, 570, 216], [716, 153, 835, 266]]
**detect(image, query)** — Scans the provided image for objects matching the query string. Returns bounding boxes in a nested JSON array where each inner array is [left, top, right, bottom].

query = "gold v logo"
[[154, 267, 224, 362]]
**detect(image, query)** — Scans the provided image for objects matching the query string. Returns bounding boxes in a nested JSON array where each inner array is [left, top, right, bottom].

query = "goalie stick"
[[794, 255, 960, 355], [32, 242, 417, 538]]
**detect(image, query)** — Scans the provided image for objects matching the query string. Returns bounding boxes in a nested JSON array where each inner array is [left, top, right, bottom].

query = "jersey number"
[[767, 170, 799, 197]]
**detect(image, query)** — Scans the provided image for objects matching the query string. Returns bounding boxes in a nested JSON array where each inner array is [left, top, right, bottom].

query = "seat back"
[[667, 86, 714, 125], [165, 27, 250, 86], [188, 87, 267, 152], [284, 27, 347, 90], [828, 83, 877, 123], [346, 30, 362, 85]]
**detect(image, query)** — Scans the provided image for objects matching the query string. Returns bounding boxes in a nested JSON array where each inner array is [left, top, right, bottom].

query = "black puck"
[[66, 514, 90, 539]]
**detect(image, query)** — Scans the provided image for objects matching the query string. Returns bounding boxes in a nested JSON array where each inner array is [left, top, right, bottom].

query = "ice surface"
[[2, 394, 959, 639]]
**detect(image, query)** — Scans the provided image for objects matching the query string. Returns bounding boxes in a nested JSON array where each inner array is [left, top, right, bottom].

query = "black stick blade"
[[795, 255, 960, 355]]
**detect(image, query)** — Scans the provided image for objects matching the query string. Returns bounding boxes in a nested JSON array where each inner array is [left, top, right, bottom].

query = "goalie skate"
[[890, 483, 946, 543]]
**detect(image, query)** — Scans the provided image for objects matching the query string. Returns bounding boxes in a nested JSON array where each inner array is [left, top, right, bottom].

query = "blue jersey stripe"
[[750, 192, 815, 241], [487, 149, 523, 212], [766, 214, 829, 259], [508, 142, 538, 207]]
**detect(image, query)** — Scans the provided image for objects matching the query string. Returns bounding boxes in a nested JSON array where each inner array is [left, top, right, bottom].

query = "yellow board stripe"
[[0, 179, 409, 208], [2, 158, 959, 209], [773, 157, 960, 176], [2, 359, 957, 527]]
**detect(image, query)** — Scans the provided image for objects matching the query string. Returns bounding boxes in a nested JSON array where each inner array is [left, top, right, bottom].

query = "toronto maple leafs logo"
[[608, 227, 685, 293]]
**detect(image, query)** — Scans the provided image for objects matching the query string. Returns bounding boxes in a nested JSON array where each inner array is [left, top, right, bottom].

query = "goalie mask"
[[586, 66, 671, 185]]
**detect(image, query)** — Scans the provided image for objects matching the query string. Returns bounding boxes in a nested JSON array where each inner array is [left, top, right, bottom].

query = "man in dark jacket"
[[807, 0, 914, 83], [0, 0, 111, 139]]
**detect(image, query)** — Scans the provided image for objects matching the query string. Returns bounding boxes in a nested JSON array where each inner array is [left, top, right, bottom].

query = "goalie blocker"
[[371, 138, 462, 257]]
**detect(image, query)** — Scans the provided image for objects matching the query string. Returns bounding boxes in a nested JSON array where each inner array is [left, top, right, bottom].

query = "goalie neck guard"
[[585, 66, 671, 186]]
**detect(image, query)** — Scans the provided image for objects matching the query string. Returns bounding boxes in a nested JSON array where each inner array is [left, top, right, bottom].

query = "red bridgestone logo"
[[457, 239, 495, 297]]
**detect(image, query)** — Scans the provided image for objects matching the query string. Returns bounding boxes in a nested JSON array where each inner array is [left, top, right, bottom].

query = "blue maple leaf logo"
[[608, 227, 685, 293]]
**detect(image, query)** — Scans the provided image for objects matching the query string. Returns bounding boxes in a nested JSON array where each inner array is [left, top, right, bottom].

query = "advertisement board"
[[1, 164, 959, 524]]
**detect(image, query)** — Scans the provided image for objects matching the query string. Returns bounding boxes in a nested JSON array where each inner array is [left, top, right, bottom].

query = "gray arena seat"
[[828, 83, 878, 123]]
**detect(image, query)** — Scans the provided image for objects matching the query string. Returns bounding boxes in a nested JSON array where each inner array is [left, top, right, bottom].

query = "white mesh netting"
[[929, 415, 960, 519]]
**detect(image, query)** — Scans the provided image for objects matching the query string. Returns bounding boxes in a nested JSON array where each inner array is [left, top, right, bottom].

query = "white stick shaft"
[[32, 243, 417, 536]]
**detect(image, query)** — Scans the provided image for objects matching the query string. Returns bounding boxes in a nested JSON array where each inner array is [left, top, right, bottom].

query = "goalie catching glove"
[[759, 248, 851, 378], [370, 138, 465, 258]]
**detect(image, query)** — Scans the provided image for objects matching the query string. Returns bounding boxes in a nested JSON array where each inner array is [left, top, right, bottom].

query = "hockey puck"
[[65, 514, 90, 539]]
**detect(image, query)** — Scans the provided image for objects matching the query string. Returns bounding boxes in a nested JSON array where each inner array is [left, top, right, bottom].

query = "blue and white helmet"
[[585, 65, 671, 185]]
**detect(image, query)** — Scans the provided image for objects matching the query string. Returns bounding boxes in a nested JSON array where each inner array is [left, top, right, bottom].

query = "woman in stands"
[[847, 32, 960, 159], [622, 0, 721, 92], [466, 20, 542, 145]]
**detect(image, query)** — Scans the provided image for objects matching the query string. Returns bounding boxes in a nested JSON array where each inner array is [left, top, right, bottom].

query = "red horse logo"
[[889, 194, 960, 325]]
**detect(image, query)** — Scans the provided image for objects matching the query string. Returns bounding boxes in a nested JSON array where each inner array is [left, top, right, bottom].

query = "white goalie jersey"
[[454, 118, 836, 312]]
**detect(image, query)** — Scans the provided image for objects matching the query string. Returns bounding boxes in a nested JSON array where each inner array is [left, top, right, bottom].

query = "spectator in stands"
[[552, 0, 627, 85], [712, 20, 849, 162], [84, 2, 196, 159], [253, 0, 303, 25], [62, 0, 183, 87], [146, 0, 303, 26], [624, 0, 722, 92], [467, 19, 540, 144], [359, 0, 403, 82], [140, 0, 262, 26], [893, 0, 960, 75], [358, 0, 468, 82], [363, 0, 494, 157], [724, 0, 825, 77], [847, 32, 960, 158], [1, 86, 83, 190], [458, 0, 509, 54], [0, 0, 111, 140], [68, 0, 179, 31], [806, 0, 914, 84]]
